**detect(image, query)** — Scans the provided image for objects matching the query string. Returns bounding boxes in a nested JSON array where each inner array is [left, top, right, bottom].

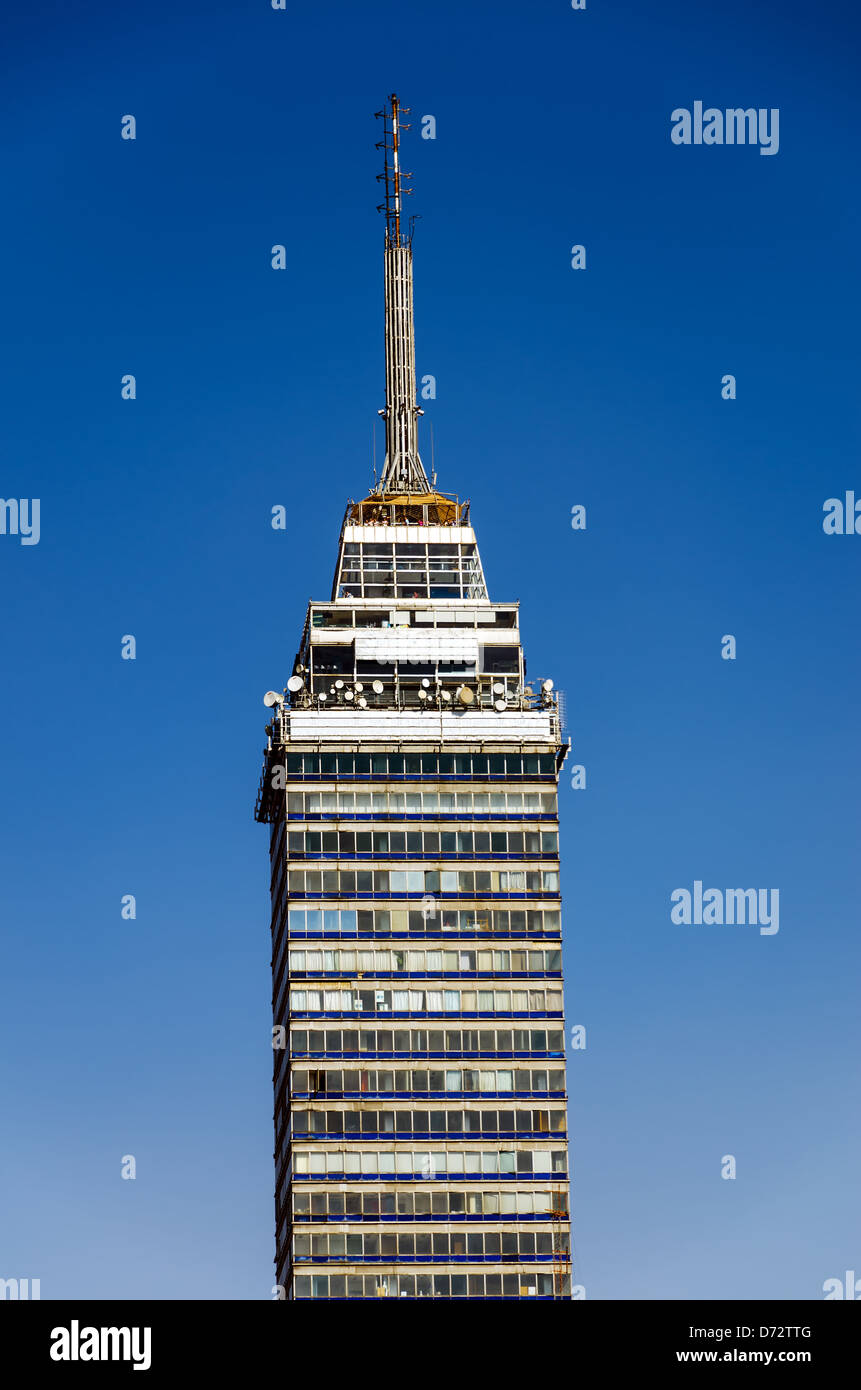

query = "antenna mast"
[[374, 93, 430, 496]]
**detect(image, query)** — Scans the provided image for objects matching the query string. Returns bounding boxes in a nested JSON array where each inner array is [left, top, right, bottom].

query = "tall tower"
[[256, 95, 572, 1301]]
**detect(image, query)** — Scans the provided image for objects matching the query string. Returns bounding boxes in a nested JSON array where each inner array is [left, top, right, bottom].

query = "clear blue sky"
[[1, 0, 859, 1300]]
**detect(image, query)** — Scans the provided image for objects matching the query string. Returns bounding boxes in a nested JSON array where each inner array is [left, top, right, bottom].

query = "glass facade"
[[337, 541, 487, 600], [262, 722, 572, 1298]]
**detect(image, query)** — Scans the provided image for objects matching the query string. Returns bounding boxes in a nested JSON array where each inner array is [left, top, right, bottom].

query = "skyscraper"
[[255, 96, 571, 1300]]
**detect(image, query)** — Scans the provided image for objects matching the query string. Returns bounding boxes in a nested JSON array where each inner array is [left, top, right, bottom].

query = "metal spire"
[[374, 94, 430, 496]]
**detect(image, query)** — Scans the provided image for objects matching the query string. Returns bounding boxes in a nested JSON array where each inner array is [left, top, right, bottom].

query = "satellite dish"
[[358, 696, 368, 708], [344, 690, 354, 701], [456, 687, 474, 706], [354, 682, 364, 693], [542, 678, 554, 692], [421, 678, 430, 688], [335, 680, 344, 689], [492, 682, 505, 695], [318, 692, 328, 702], [263, 691, 282, 707], [372, 680, 384, 694], [494, 699, 507, 712], [418, 689, 427, 701], [287, 675, 304, 693], [441, 691, 451, 702]]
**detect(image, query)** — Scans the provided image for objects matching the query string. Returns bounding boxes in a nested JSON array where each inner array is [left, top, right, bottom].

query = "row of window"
[[292, 1230, 568, 1262], [337, 562, 485, 600], [286, 829, 559, 859], [285, 868, 560, 897], [309, 652, 487, 680], [339, 563, 476, 582], [291, 1148, 568, 1179], [341, 543, 478, 558], [310, 602, 515, 629], [339, 539, 481, 557], [288, 1028, 566, 1058], [280, 753, 556, 779], [288, 987, 564, 1017], [340, 570, 474, 584], [290, 1109, 566, 1139], [286, 947, 562, 976], [341, 553, 481, 573], [341, 559, 477, 575], [341, 545, 479, 564], [281, 907, 561, 938], [337, 584, 485, 600], [285, 789, 555, 816], [291, 1273, 566, 1299], [273, 912, 561, 994], [310, 604, 508, 629], [290, 1067, 566, 1097], [291, 1188, 567, 1220]]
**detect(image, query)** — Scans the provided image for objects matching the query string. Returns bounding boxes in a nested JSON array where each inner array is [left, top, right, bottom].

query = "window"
[[482, 646, 519, 675], [312, 646, 354, 675]]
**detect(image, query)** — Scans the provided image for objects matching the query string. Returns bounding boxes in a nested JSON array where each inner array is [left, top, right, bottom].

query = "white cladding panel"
[[288, 710, 554, 743], [309, 626, 518, 648], [354, 631, 479, 663], [412, 609, 498, 624], [343, 525, 476, 545]]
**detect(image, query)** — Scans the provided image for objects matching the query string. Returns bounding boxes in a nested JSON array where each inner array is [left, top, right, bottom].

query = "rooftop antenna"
[[376, 91, 412, 248], [374, 93, 431, 497]]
